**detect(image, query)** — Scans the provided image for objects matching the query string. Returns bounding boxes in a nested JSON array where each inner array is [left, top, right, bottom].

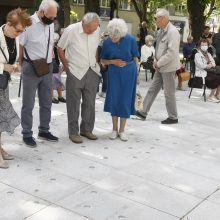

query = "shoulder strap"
[[0, 46, 9, 63], [24, 48, 32, 61], [24, 27, 50, 62], [46, 27, 50, 61]]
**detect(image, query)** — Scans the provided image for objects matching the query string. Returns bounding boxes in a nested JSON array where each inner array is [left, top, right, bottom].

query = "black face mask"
[[42, 15, 54, 25]]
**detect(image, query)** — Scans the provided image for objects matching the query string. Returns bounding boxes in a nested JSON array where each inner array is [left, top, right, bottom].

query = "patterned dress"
[[0, 33, 20, 133]]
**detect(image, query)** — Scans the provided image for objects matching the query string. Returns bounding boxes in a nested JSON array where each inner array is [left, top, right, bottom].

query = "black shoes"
[[52, 98, 59, 104], [136, 110, 147, 120], [23, 137, 37, 147], [52, 97, 66, 104], [58, 97, 66, 103], [161, 118, 178, 124], [38, 132, 59, 142]]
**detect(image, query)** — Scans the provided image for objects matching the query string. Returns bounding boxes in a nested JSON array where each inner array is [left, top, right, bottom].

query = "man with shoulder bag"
[[19, 0, 59, 147]]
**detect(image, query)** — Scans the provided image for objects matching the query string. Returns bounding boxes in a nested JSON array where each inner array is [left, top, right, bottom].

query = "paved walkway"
[[1, 72, 220, 220]]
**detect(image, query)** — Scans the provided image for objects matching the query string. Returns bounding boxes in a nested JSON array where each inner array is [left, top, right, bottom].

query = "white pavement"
[[1, 72, 220, 220]]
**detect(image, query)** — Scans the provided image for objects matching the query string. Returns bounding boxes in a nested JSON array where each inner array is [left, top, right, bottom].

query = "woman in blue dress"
[[101, 18, 139, 141]]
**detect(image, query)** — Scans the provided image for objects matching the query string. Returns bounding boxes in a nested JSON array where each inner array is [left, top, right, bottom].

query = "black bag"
[[206, 66, 220, 75], [52, 59, 59, 73], [0, 46, 10, 90], [188, 77, 203, 89], [0, 72, 10, 90], [24, 28, 50, 77], [141, 53, 154, 70]]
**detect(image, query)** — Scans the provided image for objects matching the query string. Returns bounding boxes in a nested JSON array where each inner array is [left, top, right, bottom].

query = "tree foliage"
[[187, 0, 218, 41], [131, 0, 219, 41]]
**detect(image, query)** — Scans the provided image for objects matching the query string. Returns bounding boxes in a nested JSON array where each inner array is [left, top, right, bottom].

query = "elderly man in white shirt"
[[58, 13, 100, 144]]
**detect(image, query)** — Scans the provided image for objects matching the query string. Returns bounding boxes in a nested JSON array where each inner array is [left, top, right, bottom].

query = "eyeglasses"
[[13, 26, 24, 33], [154, 16, 162, 20]]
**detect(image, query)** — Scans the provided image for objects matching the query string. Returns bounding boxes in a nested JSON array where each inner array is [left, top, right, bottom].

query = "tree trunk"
[[130, 0, 148, 23], [62, 0, 70, 27], [187, 0, 206, 42], [84, 0, 100, 15]]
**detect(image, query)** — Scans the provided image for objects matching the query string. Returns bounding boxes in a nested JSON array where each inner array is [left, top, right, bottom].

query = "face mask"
[[148, 42, 153, 46], [42, 15, 54, 25], [201, 45, 208, 52]]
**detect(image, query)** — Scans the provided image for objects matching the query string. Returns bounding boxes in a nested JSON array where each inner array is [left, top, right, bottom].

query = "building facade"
[[0, 0, 37, 26], [72, 0, 140, 36]]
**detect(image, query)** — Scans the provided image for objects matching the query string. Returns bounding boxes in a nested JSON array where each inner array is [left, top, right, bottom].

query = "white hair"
[[82, 13, 100, 24], [145, 35, 154, 42], [39, 0, 59, 12], [107, 18, 128, 39], [156, 9, 169, 19]]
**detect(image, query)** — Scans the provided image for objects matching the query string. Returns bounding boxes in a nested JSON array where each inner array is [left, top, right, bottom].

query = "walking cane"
[[18, 74, 22, 97]]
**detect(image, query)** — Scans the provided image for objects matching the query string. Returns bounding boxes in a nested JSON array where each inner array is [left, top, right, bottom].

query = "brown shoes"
[[69, 132, 98, 143], [69, 134, 83, 144], [80, 132, 98, 140]]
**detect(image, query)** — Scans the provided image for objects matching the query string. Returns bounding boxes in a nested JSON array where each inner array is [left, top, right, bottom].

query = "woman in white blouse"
[[0, 8, 31, 168], [194, 39, 220, 103], [140, 35, 155, 81]]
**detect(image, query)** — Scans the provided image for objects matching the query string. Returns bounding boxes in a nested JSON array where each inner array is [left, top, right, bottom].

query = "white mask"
[[148, 42, 153, 46], [201, 45, 208, 52]]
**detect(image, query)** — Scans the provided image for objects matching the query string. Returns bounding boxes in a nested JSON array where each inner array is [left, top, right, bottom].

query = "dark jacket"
[[213, 32, 220, 54], [183, 41, 196, 58]]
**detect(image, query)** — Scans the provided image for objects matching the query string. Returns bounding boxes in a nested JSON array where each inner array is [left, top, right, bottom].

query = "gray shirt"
[[19, 12, 54, 63], [155, 22, 180, 73]]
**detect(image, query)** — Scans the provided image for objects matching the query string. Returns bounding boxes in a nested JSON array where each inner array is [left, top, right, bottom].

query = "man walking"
[[58, 13, 100, 143], [19, 0, 59, 147], [136, 9, 180, 124]]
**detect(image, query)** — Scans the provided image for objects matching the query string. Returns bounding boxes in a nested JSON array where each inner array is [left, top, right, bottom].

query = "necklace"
[[5, 36, 16, 54], [7, 42, 15, 54], [3, 26, 16, 54]]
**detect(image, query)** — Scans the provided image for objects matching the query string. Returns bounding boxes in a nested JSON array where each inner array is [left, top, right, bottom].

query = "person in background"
[[140, 35, 155, 81], [0, 8, 32, 168], [110, 0, 117, 20], [98, 31, 109, 98], [213, 27, 220, 66], [52, 32, 66, 104], [19, 0, 59, 147], [201, 26, 213, 40], [58, 13, 101, 144], [194, 39, 220, 103], [101, 18, 139, 141], [207, 38, 216, 59], [136, 9, 180, 124], [139, 21, 148, 54], [182, 36, 196, 69]]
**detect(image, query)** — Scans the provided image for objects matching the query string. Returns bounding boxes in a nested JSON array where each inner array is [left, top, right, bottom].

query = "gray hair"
[[107, 18, 128, 39], [156, 9, 169, 19], [145, 35, 154, 42], [82, 13, 100, 24], [39, 0, 59, 12]]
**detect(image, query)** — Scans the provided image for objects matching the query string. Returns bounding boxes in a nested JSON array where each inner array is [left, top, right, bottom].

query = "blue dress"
[[101, 34, 139, 118]]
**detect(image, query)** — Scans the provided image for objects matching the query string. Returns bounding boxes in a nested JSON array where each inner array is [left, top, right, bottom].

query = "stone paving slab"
[[0, 74, 220, 219]]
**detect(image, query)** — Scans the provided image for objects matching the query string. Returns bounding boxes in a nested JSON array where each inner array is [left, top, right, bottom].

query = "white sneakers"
[[108, 131, 128, 141], [215, 95, 220, 100], [118, 132, 128, 141], [109, 131, 118, 140], [208, 95, 220, 103]]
